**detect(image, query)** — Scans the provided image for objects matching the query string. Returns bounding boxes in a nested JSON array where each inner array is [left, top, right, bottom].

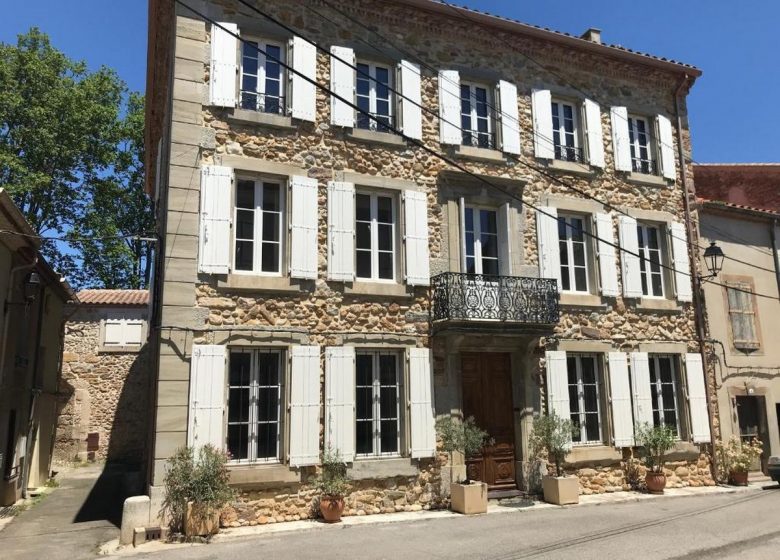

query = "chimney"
[[580, 28, 602, 44]]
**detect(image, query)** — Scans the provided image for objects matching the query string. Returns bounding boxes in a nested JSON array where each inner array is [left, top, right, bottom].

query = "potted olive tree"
[[162, 445, 234, 537], [530, 413, 579, 505], [716, 435, 763, 486], [436, 416, 490, 515], [635, 423, 677, 494], [314, 446, 349, 522]]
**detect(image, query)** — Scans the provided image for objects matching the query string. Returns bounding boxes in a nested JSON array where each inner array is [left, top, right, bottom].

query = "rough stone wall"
[[55, 306, 150, 465]]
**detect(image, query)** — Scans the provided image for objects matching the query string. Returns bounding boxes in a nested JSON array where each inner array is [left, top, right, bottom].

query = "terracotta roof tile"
[[694, 163, 780, 215], [76, 289, 150, 306]]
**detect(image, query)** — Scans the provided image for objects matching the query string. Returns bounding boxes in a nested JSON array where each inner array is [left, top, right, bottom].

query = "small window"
[[557, 214, 589, 293], [648, 355, 681, 435], [240, 39, 285, 114], [460, 82, 495, 149], [234, 178, 284, 275], [227, 349, 282, 463], [628, 116, 657, 175], [356, 62, 394, 132], [464, 206, 499, 276], [567, 354, 602, 444], [355, 192, 396, 281], [637, 223, 665, 298], [103, 315, 145, 347], [726, 282, 760, 350], [551, 100, 581, 162], [355, 351, 401, 457]]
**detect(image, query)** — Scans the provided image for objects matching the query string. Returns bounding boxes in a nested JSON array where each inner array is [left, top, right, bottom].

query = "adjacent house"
[[144, 0, 715, 522], [695, 163, 780, 472], [0, 190, 76, 506]]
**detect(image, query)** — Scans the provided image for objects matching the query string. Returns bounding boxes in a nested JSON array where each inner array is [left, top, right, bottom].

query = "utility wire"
[[177, 1, 779, 300], [0, 229, 158, 243]]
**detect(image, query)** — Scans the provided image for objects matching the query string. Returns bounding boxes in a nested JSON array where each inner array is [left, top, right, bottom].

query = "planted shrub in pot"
[[314, 446, 349, 523], [716, 436, 763, 486], [161, 445, 234, 537], [530, 413, 579, 505], [635, 423, 677, 494], [436, 416, 490, 515]]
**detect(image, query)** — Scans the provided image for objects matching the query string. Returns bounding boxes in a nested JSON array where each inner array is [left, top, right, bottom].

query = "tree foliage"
[[0, 28, 153, 288], [529, 413, 576, 477]]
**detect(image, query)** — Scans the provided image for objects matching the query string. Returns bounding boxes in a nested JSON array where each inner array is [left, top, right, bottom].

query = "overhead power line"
[[0, 229, 158, 244]]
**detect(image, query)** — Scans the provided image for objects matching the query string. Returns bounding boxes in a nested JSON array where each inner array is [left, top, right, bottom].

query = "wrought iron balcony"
[[431, 272, 560, 327], [554, 144, 585, 163], [631, 157, 658, 176]]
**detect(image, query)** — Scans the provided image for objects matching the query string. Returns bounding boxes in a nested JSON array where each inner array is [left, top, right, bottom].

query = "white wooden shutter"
[[399, 60, 422, 140], [327, 181, 355, 281], [610, 106, 632, 172], [685, 353, 711, 443], [199, 165, 232, 274], [497, 203, 512, 276], [545, 351, 570, 419], [209, 22, 238, 107], [188, 345, 227, 451], [497, 80, 521, 155], [438, 70, 461, 145], [657, 114, 676, 181], [104, 320, 123, 346], [532, 89, 554, 160], [290, 176, 319, 280], [536, 207, 560, 286], [325, 346, 355, 461], [290, 36, 317, 122], [289, 346, 321, 467], [670, 221, 693, 302], [584, 99, 605, 168], [629, 352, 653, 429], [607, 352, 635, 447], [408, 348, 436, 458], [330, 46, 355, 127], [403, 190, 430, 286], [594, 212, 619, 297], [618, 215, 642, 298]]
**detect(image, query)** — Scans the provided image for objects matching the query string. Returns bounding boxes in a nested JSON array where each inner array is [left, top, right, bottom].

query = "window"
[[227, 349, 282, 462], [355, 192, 396, 281], [551, 100, 580, 162], [726, 282, 760, 350], [103, 314, 145, 347], [240, 39, 285, 114], [234, 178, 284, 275], [628, 116, 656, 175], [356, 351, 401, 457], [460, 83, 494, 149], [637, 223, 665, 297], [356, 62, 393, 132], [648, 355, 681, 434], [557, 214, 589, 293], [464, 207, 499, 275], [567, 355, 602, 444]]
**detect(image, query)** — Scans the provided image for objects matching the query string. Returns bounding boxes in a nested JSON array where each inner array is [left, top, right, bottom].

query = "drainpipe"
[[771, 219, 780, 300], [674, 74, 719, 477]]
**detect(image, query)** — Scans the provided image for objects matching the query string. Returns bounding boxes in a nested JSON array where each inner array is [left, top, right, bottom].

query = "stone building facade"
[[145, 0, 715, 524], [55, 290, 151, 467]]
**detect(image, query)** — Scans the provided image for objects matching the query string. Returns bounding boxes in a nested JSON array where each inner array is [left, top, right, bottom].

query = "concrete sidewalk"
[[0, 464, 125, 560]]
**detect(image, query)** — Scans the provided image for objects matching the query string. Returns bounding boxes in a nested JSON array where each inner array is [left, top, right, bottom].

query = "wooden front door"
[[461, 352, 516, 489]]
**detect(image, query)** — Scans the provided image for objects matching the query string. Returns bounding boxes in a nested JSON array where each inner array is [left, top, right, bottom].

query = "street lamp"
[[701, 242, 725, 280]]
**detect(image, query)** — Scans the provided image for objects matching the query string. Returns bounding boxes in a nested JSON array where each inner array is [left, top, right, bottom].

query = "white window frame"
[[355, 350, 402, 458], [557, 213, 590, 294], [233, 176, 285, 276], [637, 222, 666, 298], [567, 354, 603, 446], [101, 312, 146, 350], [227, 349, 283, 464], [648, 354, 681, 436], [239, 36, 286, 114], [463, 205, 500, 276], [551, 99, 580, 162], [355, 60, 394, 132], [627, 115, 656, 175], [460, 81, 494, 149], [355, 190, 397, 283]]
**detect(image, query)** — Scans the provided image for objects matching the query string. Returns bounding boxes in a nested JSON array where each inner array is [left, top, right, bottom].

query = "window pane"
[[237, 181, 255, 208], [263, 183, 280, 211], [560, 266, 571, 291], [559, 240, 569, 265], [262, 212, 279, 242], [464, 207, 474, 232], [380, 420, 398, 453], [256, 353, 278, 385], [380, 386, 397, 418], [378, 253, 393, 280], [658, 358, 673, 384], [356, 222, 371, 250], [356, 354, 373, 385], [378, 224, 393, 251], [572, 243, 585, 266], [257, 388, 279, 422], [356, 421, 373, 455], [482, 258, 499, 276], [356, 251, 371, 278], [574, 268, 587, 291], [580, 358, 596, 384], [230, 352, 251, 385], [261, 243, 279, 273], [585, 414, 600, 441], [568, 385, 579, 414], [227, 424, 249, 461], [228, 388, 249, 423], [235, 241, 254, 271], [481, 234, 497, 258], [584, 385, 598, 413], [356, 194, 371, 221], [356, 386, 372, 420], [379, 355, 396, 384], [481, 210, 497, 234], [256, 423, 277, 459], [465, 232, 475, 257], [664, 410, 678, 430], [465, 256, 476, 274], [356, 64, 370, 96], [377, 197, 393, 223], [236, 209, 254, 240]]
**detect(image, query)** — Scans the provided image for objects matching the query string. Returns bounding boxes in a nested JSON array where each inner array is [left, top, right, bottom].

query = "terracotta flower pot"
[[729, 470, 749, 486], [319, 495, 345, 523], [645, 471, 667, 494]]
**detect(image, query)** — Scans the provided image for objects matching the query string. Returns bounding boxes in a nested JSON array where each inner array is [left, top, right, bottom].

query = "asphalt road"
[[124, 486, 780, 560]]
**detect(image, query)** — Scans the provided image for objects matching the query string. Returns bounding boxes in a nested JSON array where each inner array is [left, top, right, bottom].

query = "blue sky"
[[2, 0, 777, 162]]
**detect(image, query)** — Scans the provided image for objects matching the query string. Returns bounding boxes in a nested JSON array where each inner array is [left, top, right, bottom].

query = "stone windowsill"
[[342, 281, 415, 299], [347, 457, 420, 480], [546, 159, 597, 178], [217, 274, 311, 294], [635, 297, 683, 312], [347, 128, 407, 148], [559, 293, 606, 308], [626, 172, 670, 188], [227, 108, 297, 130], [666, 441, 703, 461], [228, 463, 301, 488], [566, 445, 622, 466], [453, 144, 506, 163], [99, 344, 143, 354]]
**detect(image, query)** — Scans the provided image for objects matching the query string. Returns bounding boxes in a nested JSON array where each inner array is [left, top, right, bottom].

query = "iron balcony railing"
[[431, 272, 560, 324], [356, 112, 396, 133], [554, 144, 586, 163], [240, 91, 286, 115], [462, 129, 497, 150], [631, 157, 658, 176]]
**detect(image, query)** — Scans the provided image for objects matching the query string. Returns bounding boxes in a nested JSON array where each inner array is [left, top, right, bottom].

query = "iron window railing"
[[239, 91, 286, 115], [631, 157, 658, 176], [554, 144, 586, 163], [431, 272, 560, 324], [356, 112, 396, 133], [462, 129, 497, 150]]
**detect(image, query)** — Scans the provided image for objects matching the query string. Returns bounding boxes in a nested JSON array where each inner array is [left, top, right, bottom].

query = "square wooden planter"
[[450, 481, 488, 515], [542, 476, 579, 505], [185, 502, 221, 537]]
